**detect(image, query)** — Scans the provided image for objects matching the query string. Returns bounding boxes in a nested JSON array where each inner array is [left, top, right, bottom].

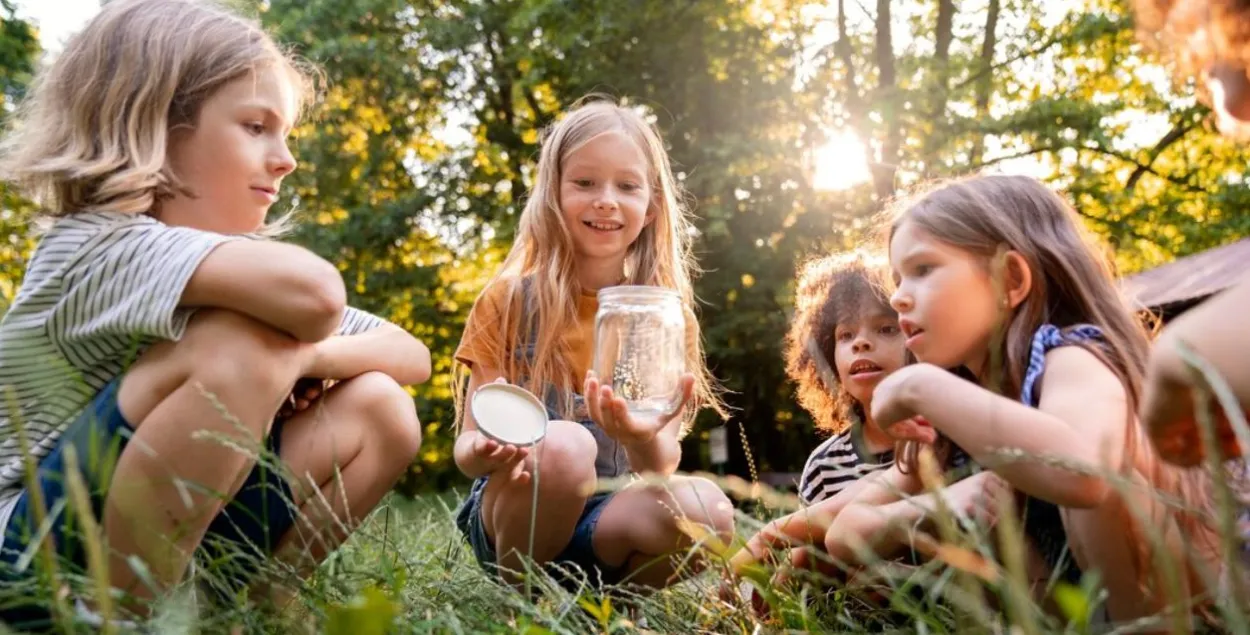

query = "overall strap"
[[1019, 324, 1105, 407]]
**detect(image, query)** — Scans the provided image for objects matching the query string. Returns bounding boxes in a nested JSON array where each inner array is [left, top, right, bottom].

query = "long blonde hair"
[[0, 0, 316, 218], [888, 174, 1216, 588], [459, 96, 727, 434]]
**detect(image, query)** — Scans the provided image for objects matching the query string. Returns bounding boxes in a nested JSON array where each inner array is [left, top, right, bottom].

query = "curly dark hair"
[[784, 252, 894, 435], [1134, 0, 1250, 89]]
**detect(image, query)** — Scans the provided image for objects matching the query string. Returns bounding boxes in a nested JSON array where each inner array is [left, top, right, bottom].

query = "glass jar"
[[592, 285, 687, 423]]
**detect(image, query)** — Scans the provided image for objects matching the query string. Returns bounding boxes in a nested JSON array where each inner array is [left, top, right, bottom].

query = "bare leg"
[[592, 476, 734, 588], [259, 372, 421, 596], [1062, 471, 1197, 630], [478, 420, 598, 583], [107, 310, 310, 613]]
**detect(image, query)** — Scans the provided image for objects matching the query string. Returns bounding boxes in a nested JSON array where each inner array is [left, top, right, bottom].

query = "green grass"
[[0, 478, 1238, 635], [4, 343, 1250, 634]]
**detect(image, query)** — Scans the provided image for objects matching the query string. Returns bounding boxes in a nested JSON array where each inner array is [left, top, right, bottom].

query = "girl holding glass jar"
[[451, 96, 734, 592]]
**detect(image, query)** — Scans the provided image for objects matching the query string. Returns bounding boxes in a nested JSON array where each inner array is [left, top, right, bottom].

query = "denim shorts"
[[0, 379, 296, 630], [455, 476, 625, 587]]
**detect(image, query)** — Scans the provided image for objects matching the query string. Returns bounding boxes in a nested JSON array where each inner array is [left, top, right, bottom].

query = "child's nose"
[[889, 287, 912, 313], [594, 193, 619, 211], [269, 144, 297, 176], [852, 337, 873, 353]]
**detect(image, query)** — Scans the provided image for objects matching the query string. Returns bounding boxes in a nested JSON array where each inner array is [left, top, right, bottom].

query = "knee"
[[530, 420, 597, 493], [669, 477, 735, 540], [177, 309, 308, 394], [345, 372, 423, 463]]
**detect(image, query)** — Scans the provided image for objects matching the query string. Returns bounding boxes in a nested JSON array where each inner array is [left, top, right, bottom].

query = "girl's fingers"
[[611, 397, 636, 435], [597, 385, 617, 430], [508, 458, 527, 483], [586, 378, 606, 425], [477, 436, 500, 457]]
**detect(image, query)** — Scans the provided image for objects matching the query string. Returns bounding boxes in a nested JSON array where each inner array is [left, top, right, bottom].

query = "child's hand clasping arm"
[[305, 322, 432, 386]]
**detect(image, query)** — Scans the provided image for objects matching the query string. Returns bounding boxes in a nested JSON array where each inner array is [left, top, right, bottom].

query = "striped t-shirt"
[[0, 211, 386, 536], [798, 427, 894, 505]]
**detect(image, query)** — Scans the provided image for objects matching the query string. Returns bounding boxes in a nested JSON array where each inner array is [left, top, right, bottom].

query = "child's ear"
[[1002, 250, 1032, 309]]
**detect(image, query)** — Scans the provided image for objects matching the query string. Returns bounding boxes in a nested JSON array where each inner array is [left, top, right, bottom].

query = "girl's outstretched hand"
[[871, 364, 939, 445], [584, 371, 695, 446], [468, 377, 533, 482], [469, 431, 532, 484]]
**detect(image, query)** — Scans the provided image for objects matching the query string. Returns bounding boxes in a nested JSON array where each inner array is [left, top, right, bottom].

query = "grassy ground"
[[4, 345, 1250, 634], [2, 474, 1241, 635]]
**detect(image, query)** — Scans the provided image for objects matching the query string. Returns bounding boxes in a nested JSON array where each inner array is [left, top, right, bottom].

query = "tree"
[[0, 0, 40, 310], [247, 0, 1250, 487]]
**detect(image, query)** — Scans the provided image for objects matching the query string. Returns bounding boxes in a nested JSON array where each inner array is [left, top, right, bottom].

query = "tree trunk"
[[872, 0, 900, 200], [970, 0, 1000, 166]]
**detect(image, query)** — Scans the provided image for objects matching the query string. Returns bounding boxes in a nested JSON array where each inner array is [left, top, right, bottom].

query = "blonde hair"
[[0, 0, 316, 218], [458, 95, 727, 434], [887, 174, 1216, 594]]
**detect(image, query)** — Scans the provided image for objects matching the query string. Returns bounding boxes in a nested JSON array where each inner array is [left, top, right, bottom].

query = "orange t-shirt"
[[455, 277, 700, 393], [455, 279, 599, 390]]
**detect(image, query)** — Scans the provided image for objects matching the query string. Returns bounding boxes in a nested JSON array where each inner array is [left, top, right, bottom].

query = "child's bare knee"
[[671, 477, 735, 538], [345, 371, 422, 461], [179, 309, 307, 390], [531, 420, 597, 492]]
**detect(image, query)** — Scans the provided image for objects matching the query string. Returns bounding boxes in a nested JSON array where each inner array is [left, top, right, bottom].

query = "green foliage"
[[256, 0, 1250, 485], [1, 0, 1248, 487], [0, 0, 38, 311]]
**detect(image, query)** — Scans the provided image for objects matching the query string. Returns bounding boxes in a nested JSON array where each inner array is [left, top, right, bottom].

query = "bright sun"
[[811, 130, 873, 192]]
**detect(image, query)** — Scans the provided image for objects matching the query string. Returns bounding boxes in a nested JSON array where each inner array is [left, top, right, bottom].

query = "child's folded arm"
[[306, 321, 431, 386], [180, 239, 347, 342], [895, 361, 1120, 508], [827, 494, 938, 566]]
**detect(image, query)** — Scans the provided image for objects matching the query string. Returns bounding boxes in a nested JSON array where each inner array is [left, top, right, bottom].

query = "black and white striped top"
[[798, 427, 894, 505], [0, 212, 385, 533]]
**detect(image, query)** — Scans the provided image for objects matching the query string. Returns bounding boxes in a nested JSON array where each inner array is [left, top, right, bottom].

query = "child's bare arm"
[[828, 470, 1007, 566], [306, 323, 431, 386], [875, 356, 1125, 508], [181, 240, 347, 342], [729, 471, 891, 574], [1142, 275, 1250, 465]]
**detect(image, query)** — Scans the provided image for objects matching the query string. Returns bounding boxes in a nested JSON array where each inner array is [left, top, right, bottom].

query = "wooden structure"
[[1121, 238, 1250, 320]]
